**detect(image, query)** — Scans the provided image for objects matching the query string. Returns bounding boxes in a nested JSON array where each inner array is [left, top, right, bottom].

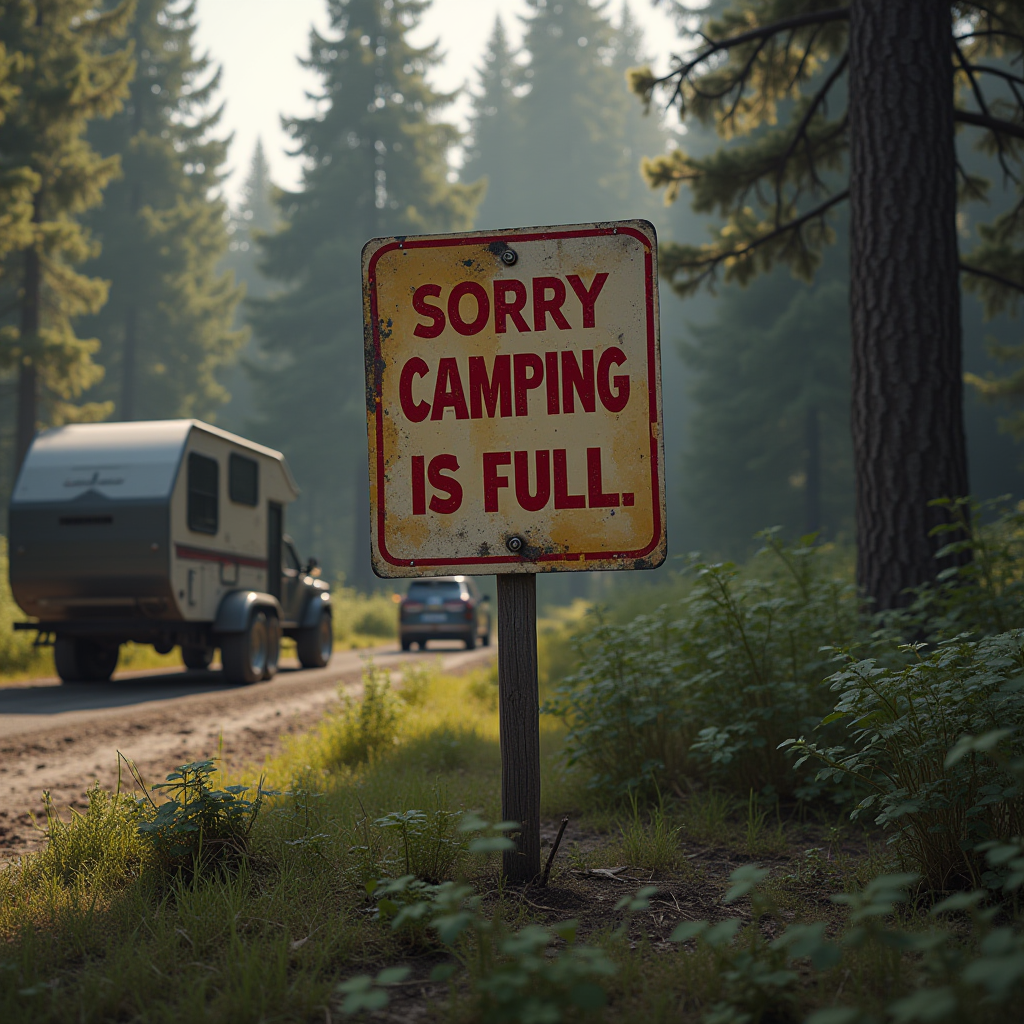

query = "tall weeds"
[[545, 532, 859, 797]]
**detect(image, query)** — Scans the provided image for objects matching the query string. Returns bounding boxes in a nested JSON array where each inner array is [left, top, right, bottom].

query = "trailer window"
[[187, 453, 218, 534], [229, 453, 258, 506]]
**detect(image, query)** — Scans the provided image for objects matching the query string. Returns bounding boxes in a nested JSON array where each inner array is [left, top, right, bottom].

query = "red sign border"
[[366, 224, 663, 570]]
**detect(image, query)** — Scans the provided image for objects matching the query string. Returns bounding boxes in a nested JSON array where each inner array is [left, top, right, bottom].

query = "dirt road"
[[0, 642, 495, 864]]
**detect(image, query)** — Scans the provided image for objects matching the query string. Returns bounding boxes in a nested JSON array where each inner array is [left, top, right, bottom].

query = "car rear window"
[[408, 581, 462, 601]]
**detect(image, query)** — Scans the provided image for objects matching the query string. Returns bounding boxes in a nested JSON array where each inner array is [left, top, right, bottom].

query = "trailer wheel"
[[221, 610, 270, 685], [181, 645, 214, 671], [263, 615, 281, 680], [54, 637, 120, 683], [296, 610, 333, 668]]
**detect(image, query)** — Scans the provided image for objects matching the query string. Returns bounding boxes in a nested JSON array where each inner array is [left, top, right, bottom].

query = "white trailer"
[[9, 420, 332, 683]]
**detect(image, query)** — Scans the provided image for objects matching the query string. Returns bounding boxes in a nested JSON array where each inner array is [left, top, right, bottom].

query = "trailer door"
[[267, 502, 282, 600]]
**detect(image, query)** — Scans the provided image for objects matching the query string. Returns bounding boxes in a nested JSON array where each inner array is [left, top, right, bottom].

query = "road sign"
[[362, 220, 666, 579]]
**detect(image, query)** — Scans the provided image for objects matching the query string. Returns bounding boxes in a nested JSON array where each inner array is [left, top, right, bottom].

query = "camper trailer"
[[8, 420, 332, 684]]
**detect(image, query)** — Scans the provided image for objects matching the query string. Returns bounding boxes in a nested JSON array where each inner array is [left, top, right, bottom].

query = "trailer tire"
[[181, 645, 214, 671], [263, 615, 281, 680], [221, 610, 270, 685], [54, 637, 120, 683], [296, 610, 333, 668]]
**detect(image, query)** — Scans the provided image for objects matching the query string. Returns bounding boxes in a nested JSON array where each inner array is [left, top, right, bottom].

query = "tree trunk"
[[120, 304, 138, 420], [848, 0, 969, 610], [15, 221, 41, 471], [804, 405, 821, 536]]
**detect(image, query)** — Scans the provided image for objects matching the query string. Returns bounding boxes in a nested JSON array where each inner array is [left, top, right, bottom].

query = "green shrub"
[[673, 862, 1024, 1024], [318, 663, 402, 766], [785, 631, 1024, 890], [331, 585, 398, 642], [131, 759, 266, 872], [881, 496, 1024, 641], [545, 533, 859, 798]]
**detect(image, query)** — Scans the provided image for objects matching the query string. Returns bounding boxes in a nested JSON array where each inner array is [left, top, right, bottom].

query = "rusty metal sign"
[[362, 219, 666, 578]]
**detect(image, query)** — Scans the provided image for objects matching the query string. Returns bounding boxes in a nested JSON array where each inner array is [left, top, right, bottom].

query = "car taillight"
[[443, 600, 466, 612]]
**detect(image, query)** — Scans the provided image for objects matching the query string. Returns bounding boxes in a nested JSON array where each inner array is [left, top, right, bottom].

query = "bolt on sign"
[[362, 219, 666, 578]]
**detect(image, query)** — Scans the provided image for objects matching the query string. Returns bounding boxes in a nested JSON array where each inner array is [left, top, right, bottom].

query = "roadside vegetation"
[[3, 501, 1024, 1021]]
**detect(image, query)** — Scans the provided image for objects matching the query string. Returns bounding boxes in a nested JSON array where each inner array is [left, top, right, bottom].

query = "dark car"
[[399, 576, 491, 650]]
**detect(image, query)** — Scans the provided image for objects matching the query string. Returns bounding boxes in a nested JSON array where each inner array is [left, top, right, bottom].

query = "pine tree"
[[217, 139, 277, 435], [463, 1, 666, 226], [461, 16, 525, 229], [222, 139, 276, 302], [0, 0, 135, 472], [80, 0, 243, 423], [249, 0, 481, 584], [631, 1, 1024, 609]]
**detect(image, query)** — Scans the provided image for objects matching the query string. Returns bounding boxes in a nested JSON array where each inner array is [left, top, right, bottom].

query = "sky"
[[192, 0, 684, 204]]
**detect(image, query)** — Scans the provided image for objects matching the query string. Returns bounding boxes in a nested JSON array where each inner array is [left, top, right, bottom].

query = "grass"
[[2, 656, 1015, 1022]]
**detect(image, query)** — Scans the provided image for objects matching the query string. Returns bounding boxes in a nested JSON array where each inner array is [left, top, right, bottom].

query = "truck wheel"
[[297, 610, 333, 668], [181, 645, 214, 671], [54, 637, 120, 683], [221, 610, 269, 685], [263, 615, 281, 680]]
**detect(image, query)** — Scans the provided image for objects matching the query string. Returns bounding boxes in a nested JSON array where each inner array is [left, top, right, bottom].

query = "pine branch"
[[960, 261, 1024, 295], [955, 109, 1024, 142], [672, 189, 850, 288], [953, 40, 1019, 182], [655, 7, 849, 95], [774, 54, 849, 226]]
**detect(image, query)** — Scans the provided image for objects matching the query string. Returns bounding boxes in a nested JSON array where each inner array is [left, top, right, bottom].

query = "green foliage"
[[546, 532, 859, 798], [342, 820, 633, 1022], [881, 497, 1024, 640], [81, 0, 244, 421], [36, 782, 145, 889], [132, 758, 266, 871], [349, 797, 470, 885], [0, 0, 135, 441], [785, 632, 1024, 890], [248, 0, 482, 581], [675, 863, 1024, 1024], [318, 663, 403, 767], [330, 585, 399, 643]]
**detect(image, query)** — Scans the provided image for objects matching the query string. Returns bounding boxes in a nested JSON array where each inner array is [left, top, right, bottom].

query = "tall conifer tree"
[[0, 0, 135, 472], [223, 139, 276, 302], [82, 0, 243, 422], [462, 17, 524, 229], [249, 0, 481, 582]]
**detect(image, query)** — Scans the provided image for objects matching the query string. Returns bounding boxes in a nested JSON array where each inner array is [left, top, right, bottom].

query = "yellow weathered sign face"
[[362, 220, 666, 578]]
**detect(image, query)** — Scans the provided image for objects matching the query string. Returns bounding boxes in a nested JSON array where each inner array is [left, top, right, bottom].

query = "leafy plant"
[[673, 861, 1024, 1024], [546, 532, 859, 798], [784, 632, 1024, 889], [320, 663, 402, 766], [880, 497, 1024, 641], [130, 759, 266, 871]]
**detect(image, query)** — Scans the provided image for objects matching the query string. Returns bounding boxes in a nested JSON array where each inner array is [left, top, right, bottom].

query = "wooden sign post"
[[362, 220, 666, 882]]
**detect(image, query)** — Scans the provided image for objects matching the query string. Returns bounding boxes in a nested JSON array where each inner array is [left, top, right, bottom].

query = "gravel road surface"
[[0, 642, 495, 864]]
